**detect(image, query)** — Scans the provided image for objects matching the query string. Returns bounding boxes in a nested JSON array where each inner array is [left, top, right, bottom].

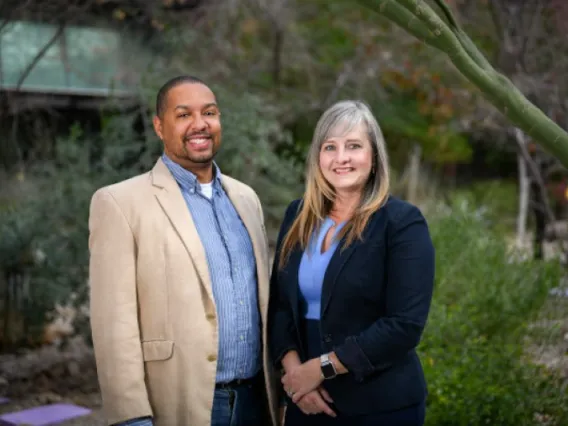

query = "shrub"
[[447, 180, 518, 234], [0, 121, 146, 348], [420, 200, 568, 425], [207, 85, 303, 239]]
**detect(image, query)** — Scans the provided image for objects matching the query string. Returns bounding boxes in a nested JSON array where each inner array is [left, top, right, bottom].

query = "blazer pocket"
[[142, 340, 174, 362]]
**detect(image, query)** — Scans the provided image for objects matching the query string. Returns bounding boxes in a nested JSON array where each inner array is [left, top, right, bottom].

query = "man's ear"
[[153, 115, 163, 140]]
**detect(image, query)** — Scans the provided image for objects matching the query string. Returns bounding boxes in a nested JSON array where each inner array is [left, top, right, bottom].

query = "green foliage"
[[375, 95, 471, 166], [421, 201, 568, 425], [210, 85, 303, 236], [295, 0, 360, 70], [0, 205, 38, 271], [448, 180, 519, 233], [371, 65, 472, 168], [0, 120, 150, 344]]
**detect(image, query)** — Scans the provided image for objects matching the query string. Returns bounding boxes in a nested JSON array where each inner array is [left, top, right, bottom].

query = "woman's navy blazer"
[[268, 196, 435, 415]]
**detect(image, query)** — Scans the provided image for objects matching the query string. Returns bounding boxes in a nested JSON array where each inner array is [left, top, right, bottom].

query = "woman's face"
[[319, 121, 373, 195]]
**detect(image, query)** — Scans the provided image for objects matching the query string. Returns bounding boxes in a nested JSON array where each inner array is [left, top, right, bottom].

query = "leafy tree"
[[358, 0, 568, 167]]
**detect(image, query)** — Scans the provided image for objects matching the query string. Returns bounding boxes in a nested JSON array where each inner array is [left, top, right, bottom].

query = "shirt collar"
[[161, 153, 223, 194]]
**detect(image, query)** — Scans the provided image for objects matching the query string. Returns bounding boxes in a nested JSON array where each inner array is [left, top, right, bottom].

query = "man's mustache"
[[183, 133, 212, 141]]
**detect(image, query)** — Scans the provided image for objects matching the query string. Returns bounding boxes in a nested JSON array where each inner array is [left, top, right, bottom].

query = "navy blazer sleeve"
[[334, 203, 435, 382], [268, 200, 302, 368]]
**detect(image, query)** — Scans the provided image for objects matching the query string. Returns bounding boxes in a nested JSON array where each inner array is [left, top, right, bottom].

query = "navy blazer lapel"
[[321, 211, 383, 317], [320, 239, 360, 317]]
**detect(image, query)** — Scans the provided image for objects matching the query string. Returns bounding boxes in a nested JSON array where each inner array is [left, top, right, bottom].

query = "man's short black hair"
[[155, 75, 208, 117]]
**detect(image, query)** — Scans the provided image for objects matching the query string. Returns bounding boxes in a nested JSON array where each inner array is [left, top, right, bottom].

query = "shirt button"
[[240, 335, 244, 341], [239, 300, 244, 305], [207, 354, 217, 362]]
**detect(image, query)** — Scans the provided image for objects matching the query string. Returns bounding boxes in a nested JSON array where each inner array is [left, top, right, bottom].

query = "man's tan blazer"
[[88, 158, 279, 426]]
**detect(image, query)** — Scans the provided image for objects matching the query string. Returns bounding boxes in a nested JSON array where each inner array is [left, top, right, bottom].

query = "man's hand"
[[296, 387, 336, 417], [282, 357, 323, 404]]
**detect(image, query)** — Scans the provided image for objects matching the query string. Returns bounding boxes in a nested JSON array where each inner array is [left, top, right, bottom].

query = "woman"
[[268, 100, 435, 426]]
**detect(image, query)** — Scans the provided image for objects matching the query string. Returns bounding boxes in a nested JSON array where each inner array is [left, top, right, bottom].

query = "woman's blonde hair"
[[278, 100, 390, 268]]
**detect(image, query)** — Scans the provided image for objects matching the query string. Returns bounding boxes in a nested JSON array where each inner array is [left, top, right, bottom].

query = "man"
[[88, 76, 279, 426]]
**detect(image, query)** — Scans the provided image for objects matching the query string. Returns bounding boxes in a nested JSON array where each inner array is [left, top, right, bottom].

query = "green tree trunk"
[[358, 0, 568, 168]]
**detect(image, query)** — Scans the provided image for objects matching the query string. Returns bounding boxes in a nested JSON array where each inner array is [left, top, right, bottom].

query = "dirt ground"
[[0, 336, 105, 425]]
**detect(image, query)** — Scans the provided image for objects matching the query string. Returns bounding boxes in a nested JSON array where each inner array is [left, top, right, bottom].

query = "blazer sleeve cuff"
[[334, 336, 375, 382], [113, 417, 153, 426], [273, 344, 299, 369]]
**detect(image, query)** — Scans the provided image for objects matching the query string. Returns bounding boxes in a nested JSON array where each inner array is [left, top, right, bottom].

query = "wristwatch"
[[320, 353, 337, 380]]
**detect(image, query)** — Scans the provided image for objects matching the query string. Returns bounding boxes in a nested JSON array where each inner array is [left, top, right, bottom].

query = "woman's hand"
[[296, 387, 336, 417], [282, 357, 323, 403]]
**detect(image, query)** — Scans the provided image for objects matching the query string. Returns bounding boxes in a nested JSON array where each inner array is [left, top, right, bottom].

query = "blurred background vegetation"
[[1, 0, 568, 424]]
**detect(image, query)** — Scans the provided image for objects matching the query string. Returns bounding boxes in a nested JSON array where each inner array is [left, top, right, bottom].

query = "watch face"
[[321, 362, 336, 379]]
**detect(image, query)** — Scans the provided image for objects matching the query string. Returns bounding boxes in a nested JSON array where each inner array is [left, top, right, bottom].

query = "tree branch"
[[358, 0, 440, 48], [431, 0, 458, 29], [358, 0, 568, 169], [400, 0, 494, 71]]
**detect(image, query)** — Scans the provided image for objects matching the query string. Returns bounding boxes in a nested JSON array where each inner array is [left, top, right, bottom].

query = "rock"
[[544, 221, 568, 241], [67, 361, 81, 377], [35, 391, 63, 404]]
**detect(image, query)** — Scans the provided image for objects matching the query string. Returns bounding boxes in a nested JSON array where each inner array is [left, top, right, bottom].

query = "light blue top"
[[162, 154, 261, 384], [298, 217, 346, 320]]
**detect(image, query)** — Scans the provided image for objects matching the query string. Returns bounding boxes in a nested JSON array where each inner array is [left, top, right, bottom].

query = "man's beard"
[[187, 153, 215, 163], [181, 145, 217, 164]]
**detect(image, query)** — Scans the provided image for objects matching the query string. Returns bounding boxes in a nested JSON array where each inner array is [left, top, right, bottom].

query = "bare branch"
[[515, 128, 555, 223], [518, 0, 544, 73], [323, 62, 353, 107], [487, 0, 505, 43]]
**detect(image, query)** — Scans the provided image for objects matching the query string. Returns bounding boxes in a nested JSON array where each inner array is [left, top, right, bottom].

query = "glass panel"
[[0, 20, 134, 94]]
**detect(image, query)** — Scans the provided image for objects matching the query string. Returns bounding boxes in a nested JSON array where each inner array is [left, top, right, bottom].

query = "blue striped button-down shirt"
[[162, 154, 261, 383]]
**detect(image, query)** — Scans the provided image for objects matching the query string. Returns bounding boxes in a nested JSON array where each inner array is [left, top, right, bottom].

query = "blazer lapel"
[[151, 158, 214, 302], [320, 240, 359, 317], [321, 212, 381, 317]]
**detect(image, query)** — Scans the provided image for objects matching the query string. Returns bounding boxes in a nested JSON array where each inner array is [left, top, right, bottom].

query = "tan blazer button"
[[206, 313, 216, 321], [207, 354, 217, 362]]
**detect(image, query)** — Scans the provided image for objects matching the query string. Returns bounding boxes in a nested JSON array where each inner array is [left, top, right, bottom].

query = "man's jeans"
[[211, 378, 269, 426], [115, 378, 269, 426]]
